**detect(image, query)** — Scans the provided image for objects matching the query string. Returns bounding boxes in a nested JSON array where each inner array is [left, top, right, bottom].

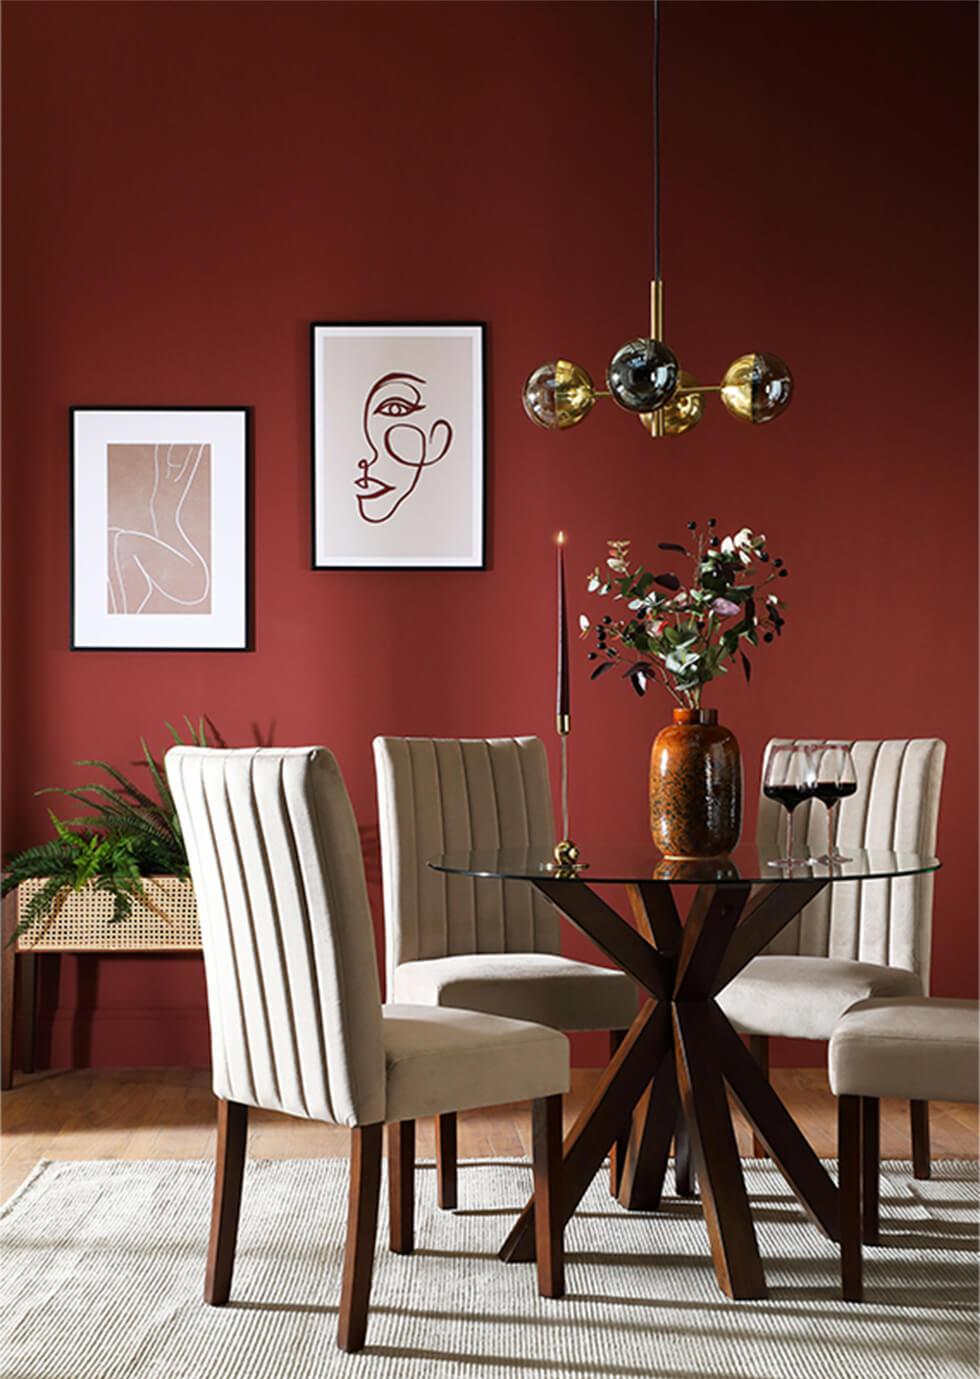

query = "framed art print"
[[71, 406, 251, 650], [311, 322, 486, 569]]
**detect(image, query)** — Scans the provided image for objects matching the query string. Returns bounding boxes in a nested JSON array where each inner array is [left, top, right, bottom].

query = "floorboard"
[[1, 1066, 976, 1203]]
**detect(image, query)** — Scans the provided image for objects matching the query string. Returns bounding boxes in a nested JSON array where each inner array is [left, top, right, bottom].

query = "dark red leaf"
[[590, 661, 617, 680], [657, 542, 690, 555], [653, 572, 681, 592], [740, 652, 752, 683]]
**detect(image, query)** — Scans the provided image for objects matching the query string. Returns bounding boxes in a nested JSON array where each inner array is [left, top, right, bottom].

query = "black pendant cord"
[[653, 0, 662, 283]]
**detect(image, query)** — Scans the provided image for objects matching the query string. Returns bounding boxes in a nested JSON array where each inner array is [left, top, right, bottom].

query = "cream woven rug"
[[2, 1157, 977, 1378]]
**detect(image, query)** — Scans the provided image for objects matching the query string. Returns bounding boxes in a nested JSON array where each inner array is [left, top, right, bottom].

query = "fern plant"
[[2, 716, 223, 940]]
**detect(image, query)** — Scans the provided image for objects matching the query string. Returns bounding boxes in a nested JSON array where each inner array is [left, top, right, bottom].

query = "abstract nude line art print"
[[107, 443, 212, 615], [312, 323, 485, 569], [71, 407, 250, 651]]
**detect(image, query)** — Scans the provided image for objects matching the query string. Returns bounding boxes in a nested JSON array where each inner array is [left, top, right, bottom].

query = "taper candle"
[[556, 532, 570, 733]]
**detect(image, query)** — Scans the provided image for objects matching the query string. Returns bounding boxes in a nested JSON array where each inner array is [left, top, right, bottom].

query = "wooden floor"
[[1, 1065, 977, 1204]]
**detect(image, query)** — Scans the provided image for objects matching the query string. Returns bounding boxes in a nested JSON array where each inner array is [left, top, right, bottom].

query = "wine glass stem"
[[827, 800, 836, 861], [786, 806, 794, 862]]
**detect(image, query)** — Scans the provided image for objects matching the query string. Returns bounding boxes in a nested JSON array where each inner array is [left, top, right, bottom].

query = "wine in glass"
[[813, 740, 857, 865], [763, 743, 817, 867]]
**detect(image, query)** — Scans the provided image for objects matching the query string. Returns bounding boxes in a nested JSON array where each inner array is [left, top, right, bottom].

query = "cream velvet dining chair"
[[374, 736, 637, 1205], [718, 738, 946, 1173], [166, 746, 569, 1353]]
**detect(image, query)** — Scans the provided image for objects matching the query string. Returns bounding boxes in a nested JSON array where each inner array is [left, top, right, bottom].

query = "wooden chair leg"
[[608, 1029, 627, 1196], [748, 1035, 769, 1158], [838, 1094, 862, 1302], [205, 1099, 248, 1306], [674, 1108, 696, 1197], [532, 1094, 564, 1299], [436, 1111, 457, 1209], [862, 1097, 880, 1245], [910, 1100, 931, 1180], [387, 1120, 414, 1254], [338, 1123, 383, 1353]]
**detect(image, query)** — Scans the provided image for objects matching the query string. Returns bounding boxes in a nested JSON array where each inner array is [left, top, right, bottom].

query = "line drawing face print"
[[106, 443, 212, 615], [354, 371, 454, 524]]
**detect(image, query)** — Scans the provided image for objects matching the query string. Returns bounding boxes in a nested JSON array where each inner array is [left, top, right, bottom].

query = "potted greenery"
[[581, 520, 789, 859], [2, 718, 219, 946]]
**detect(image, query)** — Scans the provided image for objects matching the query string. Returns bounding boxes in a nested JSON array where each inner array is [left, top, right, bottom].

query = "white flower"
[[607, 557, 629, 573], [578, 614, 590, 634]]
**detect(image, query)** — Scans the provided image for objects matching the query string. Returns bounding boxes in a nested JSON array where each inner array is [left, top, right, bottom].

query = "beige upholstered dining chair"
[[718, 738, 946, 1172], [167, 746, 569, 1353], [830, 996, 979, 1301], [374, 736, 637, 1204]]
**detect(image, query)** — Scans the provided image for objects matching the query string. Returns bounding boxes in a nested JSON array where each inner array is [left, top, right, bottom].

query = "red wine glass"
[[813, 741, 857, 864], [763, 743, 817, 867]]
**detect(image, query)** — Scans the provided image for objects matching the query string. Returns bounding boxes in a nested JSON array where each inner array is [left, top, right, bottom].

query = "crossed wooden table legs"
[[499, 876, 839, 1299]]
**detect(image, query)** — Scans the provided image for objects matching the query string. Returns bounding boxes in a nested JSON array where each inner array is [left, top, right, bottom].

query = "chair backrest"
[[373, 736, 559, 989], [756, 738, 946, 984], [166, 746, 385, 1127]]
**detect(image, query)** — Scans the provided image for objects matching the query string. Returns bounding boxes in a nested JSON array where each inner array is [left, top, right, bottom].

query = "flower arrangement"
[[581, 519, 789, 709]]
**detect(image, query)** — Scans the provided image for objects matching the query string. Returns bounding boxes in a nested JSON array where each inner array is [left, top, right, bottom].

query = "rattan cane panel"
[[16, 877, 201, 952]]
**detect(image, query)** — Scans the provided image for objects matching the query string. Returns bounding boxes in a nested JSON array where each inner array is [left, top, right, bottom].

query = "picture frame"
[[311, 322, 486, 570], [70, 406, 251, 651]]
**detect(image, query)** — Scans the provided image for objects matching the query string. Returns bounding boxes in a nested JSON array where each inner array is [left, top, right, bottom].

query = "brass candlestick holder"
[[551, 716, 586, 873]]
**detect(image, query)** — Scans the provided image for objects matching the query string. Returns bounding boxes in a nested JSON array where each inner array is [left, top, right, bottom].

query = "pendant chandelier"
[[522, 0, 793, 439]]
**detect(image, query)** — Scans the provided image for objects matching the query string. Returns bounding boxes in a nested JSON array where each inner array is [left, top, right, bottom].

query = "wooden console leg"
[[17, 953, 37, 1075], [338, 1123, 383, 1353], [862, 1097, 880, 1246], [1, 893, 17, 1091], [205, 1099, 248, 1306]]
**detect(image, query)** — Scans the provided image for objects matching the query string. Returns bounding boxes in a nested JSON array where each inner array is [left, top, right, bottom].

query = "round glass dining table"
[[430, 844, 940, 1300]]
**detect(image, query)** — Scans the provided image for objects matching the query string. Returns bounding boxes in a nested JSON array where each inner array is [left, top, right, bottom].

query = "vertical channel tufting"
[[756, 738, 943, 985], [197, 758, 257, 1106], [457, 741, 479, 953], [374, 737, 561, 974], [215, 755, 284, 1112], [166, 747, 385, 1128], [410, 740, 449, 961], [519, 738, 559, 954], [439, 740, 476, 955]]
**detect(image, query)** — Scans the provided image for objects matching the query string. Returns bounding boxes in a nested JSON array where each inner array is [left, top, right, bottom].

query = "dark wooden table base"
[[499, 876, 839, 1300]]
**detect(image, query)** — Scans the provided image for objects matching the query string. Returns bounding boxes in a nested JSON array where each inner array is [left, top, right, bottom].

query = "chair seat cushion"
[[717, 955, 923, 1040], [391, 953, 637, 1032], [829, 997, 979, 1103], [381, 1004, 569, 1122]]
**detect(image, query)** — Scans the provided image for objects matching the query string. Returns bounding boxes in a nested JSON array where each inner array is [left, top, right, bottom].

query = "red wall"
[[3, 1, 977, 1071]]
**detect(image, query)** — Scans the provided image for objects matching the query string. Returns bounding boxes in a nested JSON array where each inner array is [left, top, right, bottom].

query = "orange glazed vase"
[[649, 707, 742, 859]]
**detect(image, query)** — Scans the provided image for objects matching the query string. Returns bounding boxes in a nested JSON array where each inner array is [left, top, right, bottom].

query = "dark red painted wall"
[[3, 1, 977, 1070]]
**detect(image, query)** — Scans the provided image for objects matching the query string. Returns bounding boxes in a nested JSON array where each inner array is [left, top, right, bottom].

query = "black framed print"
[[311, 322, 486, 569], [70, 406, 251, 650]]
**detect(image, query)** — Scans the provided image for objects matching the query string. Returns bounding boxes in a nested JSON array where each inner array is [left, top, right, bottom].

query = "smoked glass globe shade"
[[606, 337, 678, 414]]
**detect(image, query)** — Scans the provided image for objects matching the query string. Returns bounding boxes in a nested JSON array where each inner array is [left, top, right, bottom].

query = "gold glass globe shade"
[[721, 352, 793, 424], [640, 369, 704, 436], [522, 359, 596, 430]]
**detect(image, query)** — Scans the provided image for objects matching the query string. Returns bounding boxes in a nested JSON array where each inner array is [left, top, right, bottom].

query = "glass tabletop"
[[429, 844, 941, 886]]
